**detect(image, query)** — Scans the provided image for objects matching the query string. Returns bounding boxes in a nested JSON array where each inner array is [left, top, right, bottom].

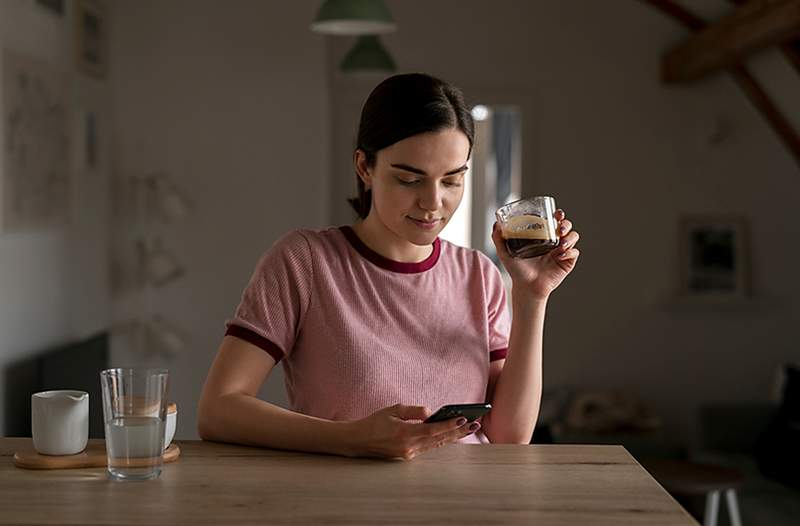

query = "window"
[[440, 104, 522, 265]]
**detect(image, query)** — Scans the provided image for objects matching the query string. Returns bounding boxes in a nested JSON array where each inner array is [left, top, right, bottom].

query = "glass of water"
[[100, 368, 169, 481]]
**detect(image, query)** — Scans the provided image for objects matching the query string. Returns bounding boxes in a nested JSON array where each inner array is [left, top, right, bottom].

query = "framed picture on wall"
[[678, 215, 750, 299], [74, 0, 107, 79]]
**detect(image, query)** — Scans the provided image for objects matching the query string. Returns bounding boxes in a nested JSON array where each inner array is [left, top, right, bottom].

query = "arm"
[[198, 336, 473, 459], [481, 293, 547, 444], [482, 209, 581, 444], [197, 335, 354, 456]]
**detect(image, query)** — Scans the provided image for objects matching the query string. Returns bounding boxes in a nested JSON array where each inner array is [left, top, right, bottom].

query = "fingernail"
[[456, 418, 467, 426], [560, 251, 570, 259], [469, 423, 480, 432]]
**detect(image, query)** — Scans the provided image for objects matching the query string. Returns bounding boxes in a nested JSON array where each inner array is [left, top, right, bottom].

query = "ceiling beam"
[[728, 0, 800, 76], [662, 0, 800, 83], [641, 0, 800, 167]]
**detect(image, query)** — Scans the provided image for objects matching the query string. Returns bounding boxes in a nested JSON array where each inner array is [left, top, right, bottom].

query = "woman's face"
[[357, 128, 470, 246]]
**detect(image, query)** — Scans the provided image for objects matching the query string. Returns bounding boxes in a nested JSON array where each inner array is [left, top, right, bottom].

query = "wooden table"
[[0, 438, 697, 525]]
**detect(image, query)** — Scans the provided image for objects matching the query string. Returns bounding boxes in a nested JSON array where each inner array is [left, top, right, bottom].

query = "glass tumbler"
[[496, 196, 559, 258], [100, 368, 169, 481]]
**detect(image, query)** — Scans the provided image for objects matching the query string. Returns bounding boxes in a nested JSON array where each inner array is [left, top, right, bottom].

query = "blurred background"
[[0, 1, 798, 518]]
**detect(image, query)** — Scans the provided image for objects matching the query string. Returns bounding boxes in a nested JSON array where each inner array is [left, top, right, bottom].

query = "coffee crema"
[[500, 214, 559, 258]]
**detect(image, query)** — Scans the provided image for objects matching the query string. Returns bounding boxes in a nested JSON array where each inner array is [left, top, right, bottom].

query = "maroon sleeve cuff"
[[489, 348, 508, 362], [225, 325, 285, 364]]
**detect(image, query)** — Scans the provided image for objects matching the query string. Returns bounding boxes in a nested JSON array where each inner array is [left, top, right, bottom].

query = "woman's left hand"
[[491, 209, 580, 301]]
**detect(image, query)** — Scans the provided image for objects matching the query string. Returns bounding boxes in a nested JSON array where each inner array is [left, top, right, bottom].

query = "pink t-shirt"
[[225, 226, 510, 444]]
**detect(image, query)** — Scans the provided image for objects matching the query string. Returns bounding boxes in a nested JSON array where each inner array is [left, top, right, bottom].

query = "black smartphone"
[[423, 403, 492, 424]]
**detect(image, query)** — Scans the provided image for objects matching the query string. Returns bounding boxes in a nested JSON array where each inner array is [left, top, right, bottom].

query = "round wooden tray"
[[13, 439, 180, 470]]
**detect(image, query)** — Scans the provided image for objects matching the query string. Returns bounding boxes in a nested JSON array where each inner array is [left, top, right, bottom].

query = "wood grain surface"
[[0, 438, 697, 525]]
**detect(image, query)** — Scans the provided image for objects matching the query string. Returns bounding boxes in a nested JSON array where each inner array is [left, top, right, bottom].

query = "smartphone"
[[423, 403, 492, 424]]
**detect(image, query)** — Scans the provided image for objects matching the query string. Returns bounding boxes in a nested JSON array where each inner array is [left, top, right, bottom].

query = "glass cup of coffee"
[[496, 196, 559, 258]]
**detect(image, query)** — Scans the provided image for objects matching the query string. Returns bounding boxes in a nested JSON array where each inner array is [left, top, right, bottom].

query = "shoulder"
[[265, 227, 343, 256], [439, 239, 501, 277], [253, 227, 345, 274]]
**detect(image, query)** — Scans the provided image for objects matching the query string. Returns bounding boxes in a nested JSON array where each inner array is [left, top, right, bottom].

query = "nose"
[[417, 181, 442, 212]]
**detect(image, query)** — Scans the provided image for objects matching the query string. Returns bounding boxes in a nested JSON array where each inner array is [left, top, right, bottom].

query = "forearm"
[[483, 291, 547, 444], [198, 393, 354, 456]]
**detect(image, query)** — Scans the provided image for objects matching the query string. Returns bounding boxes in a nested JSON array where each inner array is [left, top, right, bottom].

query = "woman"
[[198, 73, 580, 460]]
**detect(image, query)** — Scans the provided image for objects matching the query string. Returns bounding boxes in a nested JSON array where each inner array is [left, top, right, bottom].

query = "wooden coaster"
[[13, 439, 180, 470]]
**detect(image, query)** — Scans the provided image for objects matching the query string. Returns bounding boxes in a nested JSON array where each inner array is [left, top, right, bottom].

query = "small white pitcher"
[[31, 390, 89, 455]]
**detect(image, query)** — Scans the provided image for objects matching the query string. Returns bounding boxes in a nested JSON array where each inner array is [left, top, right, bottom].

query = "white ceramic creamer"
[[31, 390, 89, 455]]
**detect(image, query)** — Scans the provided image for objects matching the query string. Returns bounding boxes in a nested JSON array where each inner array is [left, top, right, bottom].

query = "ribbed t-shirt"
[[225, 226, 511, 444]]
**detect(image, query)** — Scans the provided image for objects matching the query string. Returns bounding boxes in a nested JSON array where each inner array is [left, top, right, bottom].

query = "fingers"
[[559, 231, 580, 250], [391, 404, 430, 422], [557, 219, 572, 236], [555, 211, 579, 261], [415, 416, 468, 437], [491, 222, 511, 259], [426, 418, 481, 441], [555, 247, 580, 261], [395, 418, 482, 460], [417, 420, 481, 456]]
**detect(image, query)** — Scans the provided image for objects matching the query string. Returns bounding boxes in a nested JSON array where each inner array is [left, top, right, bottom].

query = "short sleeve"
[[224, 230, 314, 363], [485, 261, 510, 362]]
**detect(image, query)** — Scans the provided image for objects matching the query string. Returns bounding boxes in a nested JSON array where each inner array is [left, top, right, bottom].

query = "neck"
[[351, 214, 433, 263]]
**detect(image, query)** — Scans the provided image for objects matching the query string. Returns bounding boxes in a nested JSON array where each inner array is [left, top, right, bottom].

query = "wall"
[[108, 0, 330, 439], [4, 0, 796, 448], [0, 0, 110, 436], [327, 0, 800, 448]]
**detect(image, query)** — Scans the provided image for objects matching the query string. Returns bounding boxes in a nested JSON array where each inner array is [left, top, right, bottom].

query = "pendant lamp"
[[340, 35, 396, 73], [311, 0, 396, 35]]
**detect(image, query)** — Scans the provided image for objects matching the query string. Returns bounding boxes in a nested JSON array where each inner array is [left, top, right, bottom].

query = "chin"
[[405, 224, 444, 244], [392, 216, 447, 244]]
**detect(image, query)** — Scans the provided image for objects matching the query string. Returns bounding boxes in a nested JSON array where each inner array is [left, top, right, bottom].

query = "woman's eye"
[[443, 181, 462, 188], [397, 179, 419, 186]]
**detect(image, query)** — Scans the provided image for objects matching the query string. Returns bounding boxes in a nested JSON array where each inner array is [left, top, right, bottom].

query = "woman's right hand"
[[344, 404, 480, 460]]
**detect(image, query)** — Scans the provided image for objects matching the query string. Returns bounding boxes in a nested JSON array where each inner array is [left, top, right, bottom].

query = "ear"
[[353, 150, 373, 190]]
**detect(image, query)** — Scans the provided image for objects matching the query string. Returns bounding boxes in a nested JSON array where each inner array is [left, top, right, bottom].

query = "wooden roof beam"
[[641, 0, 800, 167], [662, 0, 800, 83], [728, 0, 800, 76]]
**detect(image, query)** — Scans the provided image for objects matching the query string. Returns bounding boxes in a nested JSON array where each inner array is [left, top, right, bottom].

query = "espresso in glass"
[[496, 197, 559, 259]]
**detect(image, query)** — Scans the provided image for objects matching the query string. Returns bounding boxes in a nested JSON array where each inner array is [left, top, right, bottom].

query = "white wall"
[[327, 0, 800, 448], [4, 0, 796, 449], [0, 0, 110, 436], [109, 0, 330, 439]]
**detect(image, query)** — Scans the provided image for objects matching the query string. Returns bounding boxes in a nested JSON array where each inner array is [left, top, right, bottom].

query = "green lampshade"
[[311, 0, 396, 35], [340, 35, 396, 73]]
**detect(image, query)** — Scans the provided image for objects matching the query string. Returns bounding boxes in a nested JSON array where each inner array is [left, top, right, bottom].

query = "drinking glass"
[[495, 196, 559, 258], [100, 368, 169, 481]]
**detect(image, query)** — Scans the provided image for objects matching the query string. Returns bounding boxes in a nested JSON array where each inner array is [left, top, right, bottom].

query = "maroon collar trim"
[[339, 226, 440, 274]]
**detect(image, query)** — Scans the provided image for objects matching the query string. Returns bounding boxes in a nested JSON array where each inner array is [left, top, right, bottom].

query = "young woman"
[[198, 73, 580, 460]]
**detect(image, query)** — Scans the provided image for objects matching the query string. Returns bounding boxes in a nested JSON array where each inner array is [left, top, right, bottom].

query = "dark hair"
[[348, 73, 475, 219]]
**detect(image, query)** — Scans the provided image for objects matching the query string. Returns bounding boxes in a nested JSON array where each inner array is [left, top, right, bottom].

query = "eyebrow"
[[390, 163, 468, 176]]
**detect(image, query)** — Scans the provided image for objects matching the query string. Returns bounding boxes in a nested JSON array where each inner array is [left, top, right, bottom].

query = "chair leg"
[[704, 490, 720, 526], [725, 489, 742, 526]]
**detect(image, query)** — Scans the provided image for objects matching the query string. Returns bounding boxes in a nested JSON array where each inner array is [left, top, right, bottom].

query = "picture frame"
[[678, 215, 750, 299], [74, 0, 107, 79]]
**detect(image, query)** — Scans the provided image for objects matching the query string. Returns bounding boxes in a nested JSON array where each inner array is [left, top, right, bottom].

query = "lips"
[[407, 216, 441, 230]]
